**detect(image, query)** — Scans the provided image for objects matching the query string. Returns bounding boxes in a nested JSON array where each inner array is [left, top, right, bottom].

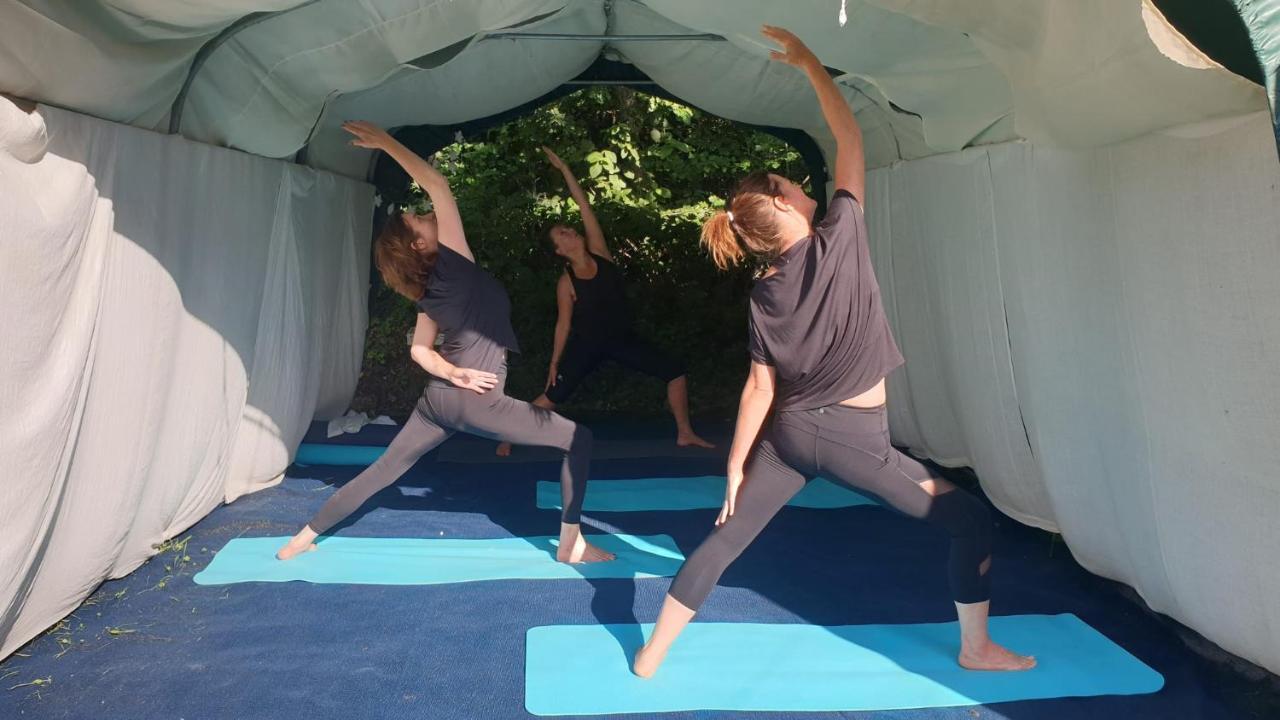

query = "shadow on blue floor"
[[0, 420, 1271, 719]]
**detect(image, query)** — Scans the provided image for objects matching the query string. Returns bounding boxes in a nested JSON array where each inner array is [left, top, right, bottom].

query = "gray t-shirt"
[[748, 189, 903, 411], [416, 244, 520, 387]]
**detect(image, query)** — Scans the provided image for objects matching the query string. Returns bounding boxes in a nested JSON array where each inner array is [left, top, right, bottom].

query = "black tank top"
[[567, 253, 630, 339]]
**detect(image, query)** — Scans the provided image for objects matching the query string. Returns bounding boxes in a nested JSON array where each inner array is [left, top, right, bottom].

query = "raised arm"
[[409, 312, 498, 393], [344, 121, 472, 261], [543, 146, 611, 261], [762, 26, 865, 204]]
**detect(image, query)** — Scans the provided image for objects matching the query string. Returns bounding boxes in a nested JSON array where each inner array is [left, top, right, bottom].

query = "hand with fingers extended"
[[448, 367, 500, 394], [716, 463, 746, 526], [545, 363, 559, 393], [542, 146, 570, 173], [342, 120, 394, 151], [761, 24, 820, 70]]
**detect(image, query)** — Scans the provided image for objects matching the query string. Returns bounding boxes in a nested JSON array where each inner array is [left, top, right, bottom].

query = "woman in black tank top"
[[495, 147, 713, 456], [632, 26, 1034, 680]]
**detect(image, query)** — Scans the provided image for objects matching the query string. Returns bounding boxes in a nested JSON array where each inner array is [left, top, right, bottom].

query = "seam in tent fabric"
[[981, 145, 1055, 535], [1104, 142, 1182, 618], [878, 166, 927, 456], [217, 0, 467, 139], [983, 149, 1034, 463], [168, 1, 325, 135]]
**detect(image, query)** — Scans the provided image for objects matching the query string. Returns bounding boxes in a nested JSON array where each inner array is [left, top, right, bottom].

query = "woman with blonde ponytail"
[[633, 26, 1035, 678], [275, 121, 615, 567]]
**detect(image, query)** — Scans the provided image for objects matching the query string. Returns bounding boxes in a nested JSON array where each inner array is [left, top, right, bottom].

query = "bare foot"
[[556, 534, 616, 564], [958, 640, 1036, 671], [275, 538, 317, 561], [496, 442, 513, 457], [676, 432, 715, 449], [632, 643, 665, 678]]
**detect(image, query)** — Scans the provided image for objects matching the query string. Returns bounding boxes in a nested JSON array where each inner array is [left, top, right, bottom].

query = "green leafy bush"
[[349, 88, 809, 422]]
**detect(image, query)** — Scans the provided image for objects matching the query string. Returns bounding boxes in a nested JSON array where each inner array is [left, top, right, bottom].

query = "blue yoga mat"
[[525, 614, 1164, 715], [193, 534, 684, 586], [294, 443, 385, 466], [537, 476, 875, 511]]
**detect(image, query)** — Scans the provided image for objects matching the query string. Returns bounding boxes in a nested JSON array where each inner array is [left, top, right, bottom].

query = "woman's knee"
[[929, 487, 992, 541], [569, 422, 593, 454]]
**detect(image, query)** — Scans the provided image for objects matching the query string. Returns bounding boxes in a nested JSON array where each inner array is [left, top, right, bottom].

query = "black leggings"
[[307, 381, 593, 534], [545, 332, 685, 404], [668, 403, 992, 610]]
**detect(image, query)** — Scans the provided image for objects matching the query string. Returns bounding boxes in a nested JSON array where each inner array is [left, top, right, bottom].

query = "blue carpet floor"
[[0, 420, 1267, 719]]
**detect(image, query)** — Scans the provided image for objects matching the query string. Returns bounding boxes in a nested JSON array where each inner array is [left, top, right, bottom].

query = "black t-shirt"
[[567, 253, 630, 340], [747, 189, 904, 411], [416, 244, 520, 386]]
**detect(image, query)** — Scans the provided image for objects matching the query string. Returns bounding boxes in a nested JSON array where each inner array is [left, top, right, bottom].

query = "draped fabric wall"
[[865, 112, 1280, 673], [0, 103, 373, 658]]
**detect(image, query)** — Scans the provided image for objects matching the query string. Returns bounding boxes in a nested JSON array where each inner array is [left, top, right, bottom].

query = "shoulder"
[[434, 243, 478, 271], [817, 189, 863, 229]]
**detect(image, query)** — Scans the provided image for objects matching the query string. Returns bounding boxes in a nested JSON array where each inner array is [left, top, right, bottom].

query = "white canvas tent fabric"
[[0, 100, 372, 659], [865, 113, 1280, 676], [1, 0, 1279, 677]]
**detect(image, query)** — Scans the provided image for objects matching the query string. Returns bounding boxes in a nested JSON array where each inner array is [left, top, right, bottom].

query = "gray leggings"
[[668, 403, 992, 610], [307, 382, 593, 534]]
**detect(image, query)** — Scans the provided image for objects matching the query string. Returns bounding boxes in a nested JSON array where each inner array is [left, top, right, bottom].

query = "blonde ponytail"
[[701, 171, 787, 270], [701, 210, 745, 270]]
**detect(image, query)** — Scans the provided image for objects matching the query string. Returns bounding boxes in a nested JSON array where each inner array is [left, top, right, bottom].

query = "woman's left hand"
[[343, 120, 393, 150], [542, 146, 570, 172]]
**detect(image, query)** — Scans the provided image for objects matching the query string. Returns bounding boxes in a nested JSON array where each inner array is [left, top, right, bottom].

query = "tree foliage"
[[351, 88, 810, 422]]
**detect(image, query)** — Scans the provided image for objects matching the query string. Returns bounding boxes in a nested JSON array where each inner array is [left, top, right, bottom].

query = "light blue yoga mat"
[[537, 476, 876, 511], [294, 444, 385, 466], [193, 534, 684, 586], [525, 614, 1164, 715]]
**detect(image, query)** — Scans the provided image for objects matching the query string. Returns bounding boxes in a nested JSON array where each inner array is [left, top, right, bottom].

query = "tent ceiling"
[[1, 0, 1268, 179]]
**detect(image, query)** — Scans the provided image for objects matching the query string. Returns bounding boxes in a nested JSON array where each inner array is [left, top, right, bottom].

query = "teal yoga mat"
[[537, 476, 875, 511], [525, 614, 1164, 715], [294, 443, 385, 466], [193, 534, 684, 586]]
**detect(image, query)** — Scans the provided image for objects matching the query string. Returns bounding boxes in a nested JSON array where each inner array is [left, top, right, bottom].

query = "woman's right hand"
[[448, 367, 500, 394], [342, 120, 394, 151], [545, 363, 559, 392], [716, 462, 746, 526], [762, 25, 820, 70]]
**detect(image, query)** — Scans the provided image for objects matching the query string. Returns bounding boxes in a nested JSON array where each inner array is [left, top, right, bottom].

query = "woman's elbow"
[[409, 345, 433, 366]]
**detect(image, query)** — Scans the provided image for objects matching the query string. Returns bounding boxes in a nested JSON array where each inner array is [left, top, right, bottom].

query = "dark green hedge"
[[349, 88, 809, 422]]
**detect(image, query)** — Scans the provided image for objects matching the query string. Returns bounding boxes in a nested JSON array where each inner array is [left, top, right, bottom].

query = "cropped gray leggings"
[[668, 403, 992, 610], [307, 382, 593, 534]]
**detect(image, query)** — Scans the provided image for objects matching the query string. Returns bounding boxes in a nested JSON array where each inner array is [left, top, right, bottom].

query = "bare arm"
[[543, 146, 611, 261], [763, 25, 865, 203], [550, 272, 575, 368], [408, 313, 498, 393], [343, 121, 473, 261], [718, 361, 777, 525]]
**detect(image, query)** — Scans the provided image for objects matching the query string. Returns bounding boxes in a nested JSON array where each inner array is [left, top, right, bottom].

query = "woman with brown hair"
[[495, 146, 713, 457], [631, 26, 1035, 677], [275, 121, 614, 565]]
